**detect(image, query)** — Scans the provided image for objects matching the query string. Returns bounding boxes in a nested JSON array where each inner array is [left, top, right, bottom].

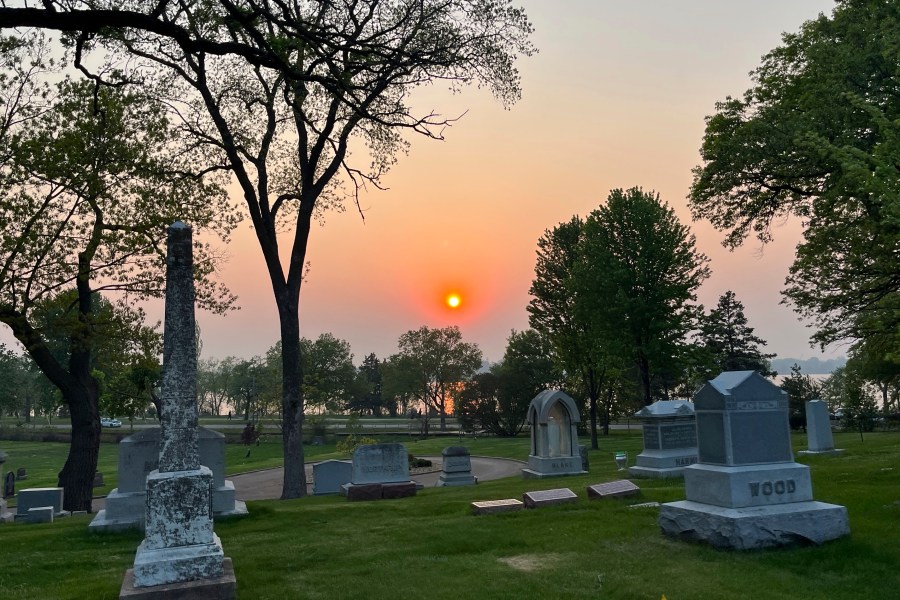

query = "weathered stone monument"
[[659, 371, 850, 549], [437, 446, 476, 486], [312, 459, 352, 495], [628, 400, 698, 479], [522, 390, 587, 479], [341, 443, 417, 501], [120, 223, 234, 598], [90, 427, 247, 532], [798, 399, 844, 457]]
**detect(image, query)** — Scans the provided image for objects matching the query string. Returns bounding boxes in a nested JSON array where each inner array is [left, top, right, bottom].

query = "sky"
[[2, 0, 846, 366]]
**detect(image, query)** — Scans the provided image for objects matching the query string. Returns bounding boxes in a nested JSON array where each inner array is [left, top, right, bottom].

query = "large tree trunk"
[[638, 354, 652, 406], [58, 383, 100, 512], [587, 368, 598, 450], [278, 296, 306, 499]]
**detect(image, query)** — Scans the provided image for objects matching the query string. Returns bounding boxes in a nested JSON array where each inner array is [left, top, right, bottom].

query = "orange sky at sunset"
[[1, 0, 846, 366]]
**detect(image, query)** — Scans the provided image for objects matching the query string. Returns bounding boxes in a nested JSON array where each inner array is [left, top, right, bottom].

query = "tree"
[[779, 364, 822, 430], [698, 291, 776, 378], [393, 326, 482, 433], [528, 216, 616, 447], [0, 0, 535, 499], [821, 364, 879, 438], [300, 334, 357, 413], [688, 0, 900, 347], [457, 329, 561, 437], [348, 353, 386, 416], [0, 47, 234, 510], [576, 187, 710, 406]]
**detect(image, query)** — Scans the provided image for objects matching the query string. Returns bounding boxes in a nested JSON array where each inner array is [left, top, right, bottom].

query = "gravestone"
[[94, 472, 105, 488], [798, 399, 844, 457], [522, 488, 578, 508], [14, 487, 66, 522], [437, 446, 476, 487], [16, 467, 26, 480], [121, 222, 235, 598], [0, 497, 11, 523], [628, 400, 698, 479], [587, 480, 640, 500], [341, 443, 417, 500], [89, 427, 247, 532], [313, 460, 352, 495], [659, 371, 850, 550], [522, 390, 588, 479], [471, 499, 524, 515]]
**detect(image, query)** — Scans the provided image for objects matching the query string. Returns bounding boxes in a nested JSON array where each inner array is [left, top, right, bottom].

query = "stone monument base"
[[797, 449, 845, 457], [659, 500, 850, 550], [133, 535, 226, 586], [437, 472, 477, 486], [628, 465, 688, 479], [120, 557, 235, 600], [522, 455, 587, 479]]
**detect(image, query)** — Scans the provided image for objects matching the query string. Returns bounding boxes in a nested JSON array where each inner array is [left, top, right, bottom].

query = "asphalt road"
[[229, 455, 526, 501]]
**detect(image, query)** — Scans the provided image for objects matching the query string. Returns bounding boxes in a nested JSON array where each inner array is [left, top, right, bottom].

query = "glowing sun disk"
[[446, 294, 461, 308]]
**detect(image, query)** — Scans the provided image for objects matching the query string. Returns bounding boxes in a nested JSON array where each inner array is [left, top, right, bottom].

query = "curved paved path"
[[230, 455, 525, 501]]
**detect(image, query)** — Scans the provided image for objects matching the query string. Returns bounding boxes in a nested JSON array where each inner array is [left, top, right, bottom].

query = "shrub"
[[336, 434, 377, 456]]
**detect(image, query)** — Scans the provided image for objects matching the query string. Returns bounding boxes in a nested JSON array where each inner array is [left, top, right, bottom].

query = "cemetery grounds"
[[0, 429, 897, 599]]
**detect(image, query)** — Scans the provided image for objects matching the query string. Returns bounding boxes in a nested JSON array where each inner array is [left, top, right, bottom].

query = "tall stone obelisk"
[[121, 222, 234, 598]]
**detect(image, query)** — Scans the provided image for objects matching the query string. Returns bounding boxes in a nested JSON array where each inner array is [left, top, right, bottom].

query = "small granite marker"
[[471, 499, 524, 515], [587, 480, 640, 500], [438, 446, 476, 487], [120, 223, 235, 599], [522, 488, 578, 508], [798, 399, 844, 457]]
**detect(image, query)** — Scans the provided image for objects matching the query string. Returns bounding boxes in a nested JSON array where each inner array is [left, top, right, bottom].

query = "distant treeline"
[[771, 357, 846, 375]]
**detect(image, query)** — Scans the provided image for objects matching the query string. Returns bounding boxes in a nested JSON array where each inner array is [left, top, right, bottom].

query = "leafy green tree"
[[528, 216, 617, 447], [457, 329, 562, 437], [348, 353, 387, 416], [392, 326, 483, 433], [846, 335, 900, 414], [821, 364, 879, 438], [779, 364, 822, 430], [1, 0, 534, 499], [688, 0, 900, 346], [381, 354, 422, 419], [698, 291, 776, 378], [300, 334, 357, 413], [576, 187, 710, 406], [0, 51, 235, 510]]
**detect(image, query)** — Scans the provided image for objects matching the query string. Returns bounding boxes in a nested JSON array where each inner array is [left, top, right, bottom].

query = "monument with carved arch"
[[522, 390, 588, 479]]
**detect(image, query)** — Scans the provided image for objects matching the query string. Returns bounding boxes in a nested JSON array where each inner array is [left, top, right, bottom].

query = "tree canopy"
[[392, 325, 482, 433], [688, 0, 900, 348], [576, 187, 710, 405], [0, 35, 235, 510], [698, 290, 775, 378]]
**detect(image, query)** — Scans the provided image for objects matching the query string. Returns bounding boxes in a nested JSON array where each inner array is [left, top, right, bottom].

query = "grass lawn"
[[0, 431, 897, 599]]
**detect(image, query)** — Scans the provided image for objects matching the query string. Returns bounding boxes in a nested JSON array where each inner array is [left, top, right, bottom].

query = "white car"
[[101, 417, 122, 428]]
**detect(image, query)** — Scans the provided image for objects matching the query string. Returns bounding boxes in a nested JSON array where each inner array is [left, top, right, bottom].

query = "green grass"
[[0, 431, 897, 599]]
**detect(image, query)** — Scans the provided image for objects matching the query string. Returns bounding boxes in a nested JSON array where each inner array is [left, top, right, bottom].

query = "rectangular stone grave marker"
[[471, 499, 524, 515], [799, 399, 844, 456], [27, 506, 54, 523], [345, 483, 383, 502], [351, 444, 409, 484], [381, 482, 417, 499], [313, 460, 352, 495], [587, 480, 640, 499], [522, 488, 578, 509], [15, 487, 64, 517]]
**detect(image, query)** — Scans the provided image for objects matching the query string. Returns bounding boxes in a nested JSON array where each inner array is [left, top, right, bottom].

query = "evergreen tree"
[[699, 291, 776, 378]]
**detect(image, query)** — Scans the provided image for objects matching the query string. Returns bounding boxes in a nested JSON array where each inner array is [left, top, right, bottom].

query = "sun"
[[446, 293, 462, 309]]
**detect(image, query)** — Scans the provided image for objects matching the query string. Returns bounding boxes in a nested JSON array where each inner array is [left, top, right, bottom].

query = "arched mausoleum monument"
[[522, 390, 588, 479]]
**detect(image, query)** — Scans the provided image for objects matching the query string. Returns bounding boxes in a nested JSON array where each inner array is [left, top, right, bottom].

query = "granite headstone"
[[798, 399, 844, 456], [628, 400, 697, 479], [438, 446, 476, 487], [659, 371, 850, 549]]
